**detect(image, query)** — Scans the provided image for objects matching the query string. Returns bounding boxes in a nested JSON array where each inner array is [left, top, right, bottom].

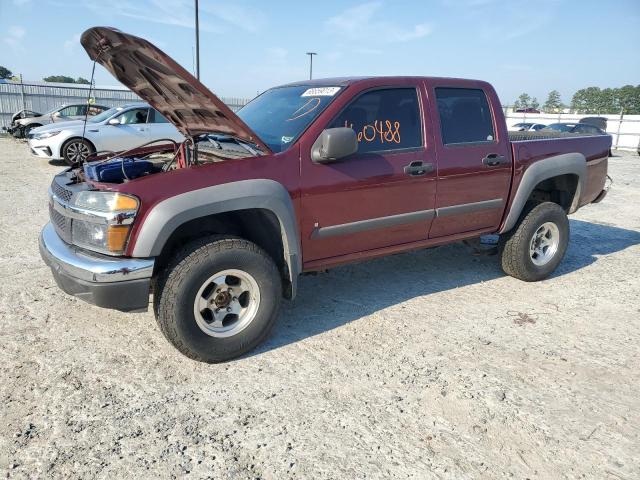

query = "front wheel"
[[500, 202, 570, 282], [154, 237, 282, 363], [62, 138, 94, 165]]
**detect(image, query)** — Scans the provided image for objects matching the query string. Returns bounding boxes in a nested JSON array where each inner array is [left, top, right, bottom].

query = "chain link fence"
[[0, 80, 251, 129]]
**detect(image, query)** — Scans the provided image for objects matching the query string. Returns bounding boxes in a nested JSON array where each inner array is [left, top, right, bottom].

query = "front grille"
[[52, 181, 73, 203], [49, 203, 72, 243]]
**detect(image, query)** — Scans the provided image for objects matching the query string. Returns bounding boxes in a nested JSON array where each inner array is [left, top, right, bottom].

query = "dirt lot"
[[0, 136, 638, 479]]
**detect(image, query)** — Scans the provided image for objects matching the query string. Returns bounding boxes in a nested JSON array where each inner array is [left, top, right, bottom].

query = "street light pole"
[[194, 0, 200, 80], [306, 52, 317, 80]]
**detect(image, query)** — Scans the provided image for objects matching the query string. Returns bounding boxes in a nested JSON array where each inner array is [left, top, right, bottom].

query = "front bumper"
[[28, 139, 55, 158], [39, 223, 155, 312]]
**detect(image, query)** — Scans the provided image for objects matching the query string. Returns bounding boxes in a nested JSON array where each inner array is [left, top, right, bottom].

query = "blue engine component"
[[83, 157, 155, 183]]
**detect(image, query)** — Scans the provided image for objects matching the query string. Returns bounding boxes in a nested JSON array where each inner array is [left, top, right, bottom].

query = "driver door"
[[299, 84, 437, 263], [97, 107, 151, 152]]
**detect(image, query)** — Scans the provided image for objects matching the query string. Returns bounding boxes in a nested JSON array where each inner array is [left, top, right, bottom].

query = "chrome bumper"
[[39, 223, 155, 311]]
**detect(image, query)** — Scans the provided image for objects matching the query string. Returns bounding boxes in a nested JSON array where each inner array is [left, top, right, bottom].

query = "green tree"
[[0, 65, 13, 79], [513, 92, 532, 110], [531, 97, 539, 109], [75, 77, 91, 84], [543, 90, 563, 112], [43, 75, 76, 83], [571, 87, 602, 113], [617, 84, 640, 114]]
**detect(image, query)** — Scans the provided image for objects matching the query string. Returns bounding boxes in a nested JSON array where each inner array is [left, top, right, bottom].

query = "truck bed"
[[509, 132, 611, 209], [508, 131, 608, 142]]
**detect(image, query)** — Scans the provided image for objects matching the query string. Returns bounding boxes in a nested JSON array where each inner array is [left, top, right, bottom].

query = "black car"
[[542, 123, 606, 135]]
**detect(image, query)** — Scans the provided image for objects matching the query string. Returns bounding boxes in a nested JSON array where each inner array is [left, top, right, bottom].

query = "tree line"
[[513, 85, 640, 115], [0, 65, 90, 85]]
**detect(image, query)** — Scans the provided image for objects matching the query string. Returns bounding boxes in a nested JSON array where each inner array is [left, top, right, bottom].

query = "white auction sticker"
[[301, 87, 341, 97]]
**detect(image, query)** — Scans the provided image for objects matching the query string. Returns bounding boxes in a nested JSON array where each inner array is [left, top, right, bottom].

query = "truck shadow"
[[249, 219, 640, 357]]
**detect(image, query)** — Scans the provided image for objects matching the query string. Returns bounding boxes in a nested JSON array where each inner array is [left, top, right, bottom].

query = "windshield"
[[89, 106, 124, 123], [237, 86, 342, 152]]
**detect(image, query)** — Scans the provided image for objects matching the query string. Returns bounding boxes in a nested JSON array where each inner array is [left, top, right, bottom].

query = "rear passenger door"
[[146, 109, 184, 144], [299, 84, 437, 263], [428, 85, 512, 238]]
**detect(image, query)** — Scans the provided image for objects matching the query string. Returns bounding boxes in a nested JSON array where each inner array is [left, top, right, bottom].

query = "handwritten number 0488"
[[344, 120, 401, 144]]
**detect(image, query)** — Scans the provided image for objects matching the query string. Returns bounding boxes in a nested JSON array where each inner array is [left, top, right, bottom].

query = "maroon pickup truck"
[[40, 28, 611, 362]]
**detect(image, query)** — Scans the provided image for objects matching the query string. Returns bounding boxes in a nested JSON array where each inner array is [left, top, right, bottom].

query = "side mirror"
[[52, 112, 61, 117], [311, 127, 358, 164], [108, 118, 121, 126]]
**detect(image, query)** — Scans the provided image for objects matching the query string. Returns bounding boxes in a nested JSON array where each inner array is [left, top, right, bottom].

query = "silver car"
[[11, 103, 110, 138], [27, 103, 184, 165]]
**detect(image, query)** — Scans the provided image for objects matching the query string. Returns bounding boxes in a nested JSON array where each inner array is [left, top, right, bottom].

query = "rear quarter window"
[[435, 87, 495, 145]]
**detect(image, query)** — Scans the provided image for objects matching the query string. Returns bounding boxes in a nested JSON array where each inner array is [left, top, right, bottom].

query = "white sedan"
[[509, 122, 546, 132], [28, 103, 184, 165]]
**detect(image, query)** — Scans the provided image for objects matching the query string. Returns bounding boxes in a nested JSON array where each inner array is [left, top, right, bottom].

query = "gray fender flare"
[[131, 179, 301, 296], [500, 152, 586, 234]]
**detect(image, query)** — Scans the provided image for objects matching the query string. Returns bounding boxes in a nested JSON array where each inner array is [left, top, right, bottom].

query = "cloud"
[[326, 2, 432, 43], [4, 26, 26, 48], [501, 64, 533, 72], [266, 47, 288, 60], [63, 33, 81, 53], [72, 0, 264, 34]]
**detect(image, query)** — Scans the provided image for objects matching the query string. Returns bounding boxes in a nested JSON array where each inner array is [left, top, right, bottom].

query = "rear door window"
[[329, 88, 422, 154], [435, 88, 495, 145], [148, 109, 170, 123], [58, 105, 85, 117]]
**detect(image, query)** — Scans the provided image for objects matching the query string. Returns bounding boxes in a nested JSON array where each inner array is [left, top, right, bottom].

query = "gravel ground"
[[0, 136, 639, 479]]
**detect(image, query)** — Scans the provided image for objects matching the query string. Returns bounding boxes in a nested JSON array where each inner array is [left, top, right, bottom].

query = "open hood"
[[80, 27, 270, 153]]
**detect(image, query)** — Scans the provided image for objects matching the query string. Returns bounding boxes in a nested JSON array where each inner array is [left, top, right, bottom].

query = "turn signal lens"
[[106, 225, 131, 253], [112, 194, 139, 211]]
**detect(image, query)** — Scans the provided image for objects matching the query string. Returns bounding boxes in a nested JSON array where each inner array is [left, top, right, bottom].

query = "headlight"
[[34, 130, 61, 140], [70, 191, 139, 255], [74, 191, 139, 212], [72, 221, 131, 255]]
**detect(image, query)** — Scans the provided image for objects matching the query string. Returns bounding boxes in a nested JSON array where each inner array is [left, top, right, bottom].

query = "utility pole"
[[194, 0, 200, 80], [306, 52, 317, 80]]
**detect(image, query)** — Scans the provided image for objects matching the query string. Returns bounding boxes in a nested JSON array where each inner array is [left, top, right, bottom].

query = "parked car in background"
[[8, 103, 110, 138], [509, 122, 546, 132], [579, 117, 608, 131], [515, 107, 541, 113], [27, 103, 184, 165], [542, 123, 606, 135]]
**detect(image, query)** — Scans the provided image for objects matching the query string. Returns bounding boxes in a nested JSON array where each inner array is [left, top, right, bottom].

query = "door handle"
[[482, 154, 507, 166], [404, 161, 434, 176]]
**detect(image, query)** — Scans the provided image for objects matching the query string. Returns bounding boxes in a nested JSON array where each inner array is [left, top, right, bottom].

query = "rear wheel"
[[500, 202, 569, 281], [154, 236, 282, 363], [62, 138, 94, 165]]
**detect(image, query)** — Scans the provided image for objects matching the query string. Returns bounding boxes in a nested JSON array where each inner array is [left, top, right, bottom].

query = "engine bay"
[[77, 134, 259, 184]]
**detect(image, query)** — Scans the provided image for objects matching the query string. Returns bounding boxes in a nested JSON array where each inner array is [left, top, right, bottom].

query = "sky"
[[1, 0, 639, 105]]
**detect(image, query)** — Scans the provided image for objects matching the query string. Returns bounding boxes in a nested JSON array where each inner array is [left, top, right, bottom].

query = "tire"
[[500, 202, 569, 282], [62, 138, 94, 165], [154, 236, 282, 363]]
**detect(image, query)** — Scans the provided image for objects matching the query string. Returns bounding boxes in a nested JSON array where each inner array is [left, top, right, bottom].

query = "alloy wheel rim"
[[193, 269, 261, 338], [67, 142, 90, 162], [529, 222, 560, 266]]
